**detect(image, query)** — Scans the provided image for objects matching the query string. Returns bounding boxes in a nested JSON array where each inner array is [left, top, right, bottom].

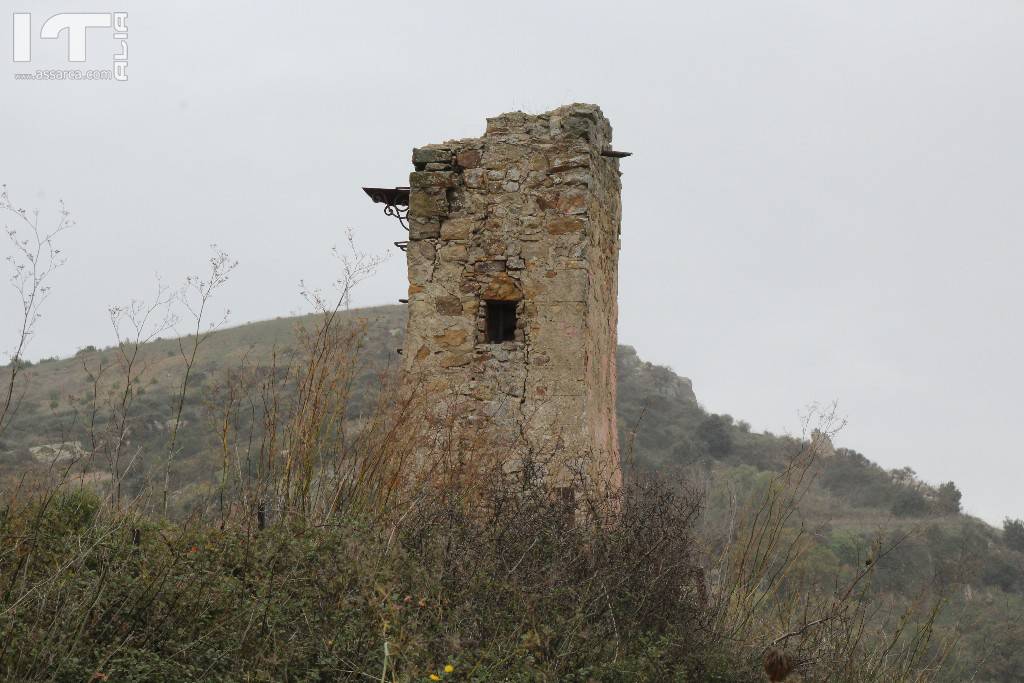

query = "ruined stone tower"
[[401, 103, 623, 493]]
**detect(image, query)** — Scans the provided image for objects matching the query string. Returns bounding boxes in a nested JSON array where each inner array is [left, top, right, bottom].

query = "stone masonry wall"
[[401, 103, 622, 492]]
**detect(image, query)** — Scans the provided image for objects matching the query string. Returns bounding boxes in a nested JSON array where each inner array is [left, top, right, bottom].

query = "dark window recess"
[[557, 486, 575, 507], [485, 300, 517, 343]]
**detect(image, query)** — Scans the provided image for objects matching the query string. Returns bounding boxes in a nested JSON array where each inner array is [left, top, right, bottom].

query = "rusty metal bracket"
[[363, 187, 411, 230]]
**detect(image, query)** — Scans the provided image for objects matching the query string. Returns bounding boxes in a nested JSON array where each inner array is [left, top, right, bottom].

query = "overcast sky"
[[2, 1, 1023, 524]]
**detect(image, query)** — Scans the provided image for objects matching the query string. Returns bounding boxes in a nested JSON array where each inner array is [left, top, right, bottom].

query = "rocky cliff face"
[[617, 345, 696, 404]]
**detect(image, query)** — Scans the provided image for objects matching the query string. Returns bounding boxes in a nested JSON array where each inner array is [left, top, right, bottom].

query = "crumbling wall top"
[[412, 103, 614, 166]]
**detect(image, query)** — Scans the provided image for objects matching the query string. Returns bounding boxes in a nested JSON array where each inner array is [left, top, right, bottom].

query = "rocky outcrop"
[[617, 346, 697, 404]]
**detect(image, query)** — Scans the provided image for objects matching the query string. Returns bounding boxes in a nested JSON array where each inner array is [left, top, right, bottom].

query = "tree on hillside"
[[697, 414, 732, 456], [892, 488, 928, 517], [935, 481, 963, 514], [1003, 518, 1024, 553], [671, 435, 701, 466]]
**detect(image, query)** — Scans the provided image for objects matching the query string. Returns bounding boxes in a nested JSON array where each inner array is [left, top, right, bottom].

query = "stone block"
[[410, 171, 456, 189], [434, 327, 470, 350], [475, 260, 506, 274], [464, 169, 486, 188], [439, 242, 468, 262], [412, 147, 452, 165], [409, 188, 448, 220], [548, 154, 590, 173], [456, 149, 481, 169], [432, 258, 467, 286], [440, 217, 478, 240], [482, 272, 522, 301], [409, 218, 441, 240], [441, 353, 471, 368], [545, 216, 584, 235], [520, 241, 549, 260], [553, 169, 593, 187], [408, 239, 436, 266], [539, 190, 587, 215], [481, 142, 527, 169], [435, 295, 462, 316]]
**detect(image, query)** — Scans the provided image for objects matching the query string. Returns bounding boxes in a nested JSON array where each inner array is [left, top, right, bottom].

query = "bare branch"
[[0, 186, 73, 436]]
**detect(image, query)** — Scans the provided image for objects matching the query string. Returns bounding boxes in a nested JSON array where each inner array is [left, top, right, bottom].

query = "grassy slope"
[[0, 303, 1003, 544]]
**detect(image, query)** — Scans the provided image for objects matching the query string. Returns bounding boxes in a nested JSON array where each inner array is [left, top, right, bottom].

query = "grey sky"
[[2, 0, 1023, 524]]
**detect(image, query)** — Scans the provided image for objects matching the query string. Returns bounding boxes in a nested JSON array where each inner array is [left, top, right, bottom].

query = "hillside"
[[3, 305, 1024, 679]]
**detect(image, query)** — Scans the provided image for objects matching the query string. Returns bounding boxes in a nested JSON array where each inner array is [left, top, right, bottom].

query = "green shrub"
[[935, 481, 963, 514], [697, 415, 732, 456], [891, 488, 929, 517], [1004, 518, 1024, 552], [0, 480, 729, 682]]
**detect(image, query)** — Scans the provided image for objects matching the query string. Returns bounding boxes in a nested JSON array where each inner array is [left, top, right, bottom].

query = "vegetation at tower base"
[[0, 305, 1022, 680]]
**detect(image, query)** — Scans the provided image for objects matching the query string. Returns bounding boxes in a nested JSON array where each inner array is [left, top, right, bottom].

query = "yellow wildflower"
[[429, 675, 441, 681], [444, 664, 454, 673]]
